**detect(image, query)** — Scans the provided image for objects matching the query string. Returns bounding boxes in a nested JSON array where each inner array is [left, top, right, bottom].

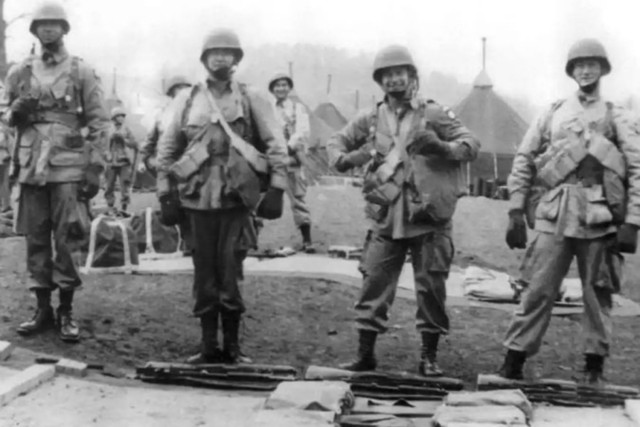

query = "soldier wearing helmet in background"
[[156, 29, 287, 364], [104, 106, 137, 213], [3, 1, 109, 342], [327, 45, 479, 376], [500, 39, 640, 384], [268, 73, 315, 252], [138, 75, 193, 253]]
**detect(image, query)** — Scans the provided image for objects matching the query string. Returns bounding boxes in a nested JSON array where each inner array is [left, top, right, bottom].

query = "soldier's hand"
[[617, 223, 639, 254], [256, 187, 284, 220], [77, 165, 102, 202], [505, 209, 527, 249], [408, 127, 449, 156]]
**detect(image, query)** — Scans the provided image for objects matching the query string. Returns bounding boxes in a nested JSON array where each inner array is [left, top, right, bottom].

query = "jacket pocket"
[[535, 187, 563, 221], [584, 184, 613, 225]]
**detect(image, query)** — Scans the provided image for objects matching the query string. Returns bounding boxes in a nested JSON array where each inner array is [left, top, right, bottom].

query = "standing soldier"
[[156, 29, 287, 364], [4, 1, 109, 342], [138, 76, 193, 253], [500, 39, 640, 384], [105, 107, 137, 213], [0, 122, 12, 213], [327, 45, 479, 376], [268, 73, 315, 252]]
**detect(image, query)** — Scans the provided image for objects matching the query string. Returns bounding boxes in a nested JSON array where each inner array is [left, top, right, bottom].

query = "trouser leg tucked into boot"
[[584, 353, 605, 386], [17, 289, 55, 336], [221, 312, 252, 364], [339, 330, 378, 371], [418, 332, 443, 377], [187, 310, 223, 364], [498, 349, 527, 380], [57, 290, 80, 343]]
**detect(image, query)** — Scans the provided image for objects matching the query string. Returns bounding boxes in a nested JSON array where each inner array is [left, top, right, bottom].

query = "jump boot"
[[418, 332, 443, 377], [583, 354, 605, 386], [57, 290, 80, 343], [221, 312, 252, 364], [17, 289, 55, 336], [498, 349, 527, 380], [300, 224, 316, 253], [187, 310, 224, 364], [339, 330, 378, 371]]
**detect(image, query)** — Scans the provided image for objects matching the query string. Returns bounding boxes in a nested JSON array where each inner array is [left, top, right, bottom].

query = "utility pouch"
[[538, 137, 588, 187], [602, 169, 626, 224], [584, 184, 613, 226], [170, 140, 210, 181]]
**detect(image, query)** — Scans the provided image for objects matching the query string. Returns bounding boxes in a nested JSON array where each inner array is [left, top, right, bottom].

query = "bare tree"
[[0, 1, 28, 79]]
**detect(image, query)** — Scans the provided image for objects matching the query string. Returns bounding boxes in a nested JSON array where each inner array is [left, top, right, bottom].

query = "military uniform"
[[328, 44, 479, 376], [3, 1, 109, 342], [105, 111, 136, 210], [268, 74, 313, 248], [500, 39, 640, 382], [157, 29, 287, 364], [0, 124, 12, 211]]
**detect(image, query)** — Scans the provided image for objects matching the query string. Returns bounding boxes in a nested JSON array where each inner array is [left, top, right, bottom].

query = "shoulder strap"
[[180, 84, 201, 127], [541, 99, 565, 144], [604, 101, 618, 145], [237, 82, 252, 121]]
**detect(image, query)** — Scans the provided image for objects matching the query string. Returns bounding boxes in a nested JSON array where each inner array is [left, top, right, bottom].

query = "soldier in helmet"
[[327, 45, 479, 376], [500, 39, 640, 384], [139, 76, 193, 253], [105, 106, 137, 213], [268, 73, 315, 252], [3, 1, 110, 342], [156, 29, 287, 364]]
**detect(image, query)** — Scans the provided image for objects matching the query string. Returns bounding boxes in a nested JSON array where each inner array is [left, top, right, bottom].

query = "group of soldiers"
[[3, 1, 640, 384]]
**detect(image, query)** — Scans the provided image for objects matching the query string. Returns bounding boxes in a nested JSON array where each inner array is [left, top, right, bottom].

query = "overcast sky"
[[5, 0, 640, 108]]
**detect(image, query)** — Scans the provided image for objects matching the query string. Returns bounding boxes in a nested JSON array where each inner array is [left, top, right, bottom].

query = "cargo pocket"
[[584, 185, 613, 226], [535, 187, 563, 221], [602, 169, 626, 224], [425, 232, 454, 273], [48, 135, 87, 167], [364, 202, 388, 223]]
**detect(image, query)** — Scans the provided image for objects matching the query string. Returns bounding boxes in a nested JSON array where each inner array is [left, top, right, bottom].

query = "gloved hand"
[[408, 127, 450, 156], [9, 96, 38, 128], [617, 223, 639, 254], [158, 191, 182, 226], [256, 187, 284, 219], [505, 209, 527, 249], [77, 165, 102, 202]]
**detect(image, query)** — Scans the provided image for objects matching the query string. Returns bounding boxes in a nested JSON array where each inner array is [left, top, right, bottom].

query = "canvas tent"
[[454, 69, 529, 184], [313, 102, 348, 131]]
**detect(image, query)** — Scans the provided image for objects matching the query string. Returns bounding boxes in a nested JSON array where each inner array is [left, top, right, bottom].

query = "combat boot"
[[498, 349, 527, 380], [187, 311, 224, 364], [339, 330, 378, 371], [17, 289, 55, 336], [221, 312, 252, 364], [300, 224, 316, 253], [418, 332, 443, 377], [57, 310, 80, 343], [583, 354, 605, 386]]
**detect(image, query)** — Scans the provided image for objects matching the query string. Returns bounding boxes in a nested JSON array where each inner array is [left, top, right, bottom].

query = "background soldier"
[[501, 39, 640, 384], [0, 121, 12, 212], [328, 45, 479, 376], [268, 73, 315, 252], [156, 29, 287, 364], [4, 1, 109, 342], [105, 106, 137, 213], [138, 75, 193, 253]]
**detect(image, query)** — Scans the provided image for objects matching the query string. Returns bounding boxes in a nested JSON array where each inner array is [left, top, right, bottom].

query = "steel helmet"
[[30, 2, 70, 35], [565, 38, 611, 76], [372, 45, 417, 83], [110, 107, 126, 120], [165, 75, 191, 96], [268, 73, 294, 93], [200, 29, 244, 63]]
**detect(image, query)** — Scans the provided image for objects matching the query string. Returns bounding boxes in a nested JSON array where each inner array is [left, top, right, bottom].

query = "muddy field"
[[1, 185, 639, 387]]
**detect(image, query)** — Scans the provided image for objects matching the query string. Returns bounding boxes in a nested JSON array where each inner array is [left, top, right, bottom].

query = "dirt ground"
[[1, 185, 640, 388]]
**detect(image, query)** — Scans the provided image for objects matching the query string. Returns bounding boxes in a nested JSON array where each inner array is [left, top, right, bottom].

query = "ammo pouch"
[[169, 127, 211, 181], [362, 163, 402, 206], [537, 135, 588, 188], [405, 156, 459, 225], [603, 168, 626, 224]]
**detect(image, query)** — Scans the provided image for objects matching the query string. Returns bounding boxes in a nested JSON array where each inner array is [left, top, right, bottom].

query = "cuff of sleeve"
[[270, 174, 288, 190], [157, 174, 172, 196], [509, 191, 527, 211], [623, 213, 640, 229]]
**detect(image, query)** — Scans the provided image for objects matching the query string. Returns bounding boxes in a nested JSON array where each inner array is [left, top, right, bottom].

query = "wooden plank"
[[55, 359, 88, 378], [0, 365, 55, 407]]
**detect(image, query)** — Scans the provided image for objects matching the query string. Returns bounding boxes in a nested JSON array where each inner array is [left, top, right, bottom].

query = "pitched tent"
[[454, 69, 529, 183], [313, 102, 348, 131]]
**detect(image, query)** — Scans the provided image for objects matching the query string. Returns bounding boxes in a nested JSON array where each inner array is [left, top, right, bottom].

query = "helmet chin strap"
[[40, 38, 63, 53], [579, 80, 599, 95], [210, 65, 236, 81]]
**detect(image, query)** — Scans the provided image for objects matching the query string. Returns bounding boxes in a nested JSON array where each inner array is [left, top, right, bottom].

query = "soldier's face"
[[205, 49, 236, 72], [272, 80, 291, 101], [35, 21, 65, 44], [380, 67, 411, 96], [572, 59, 603, 88], [114, 115, 125, 125]]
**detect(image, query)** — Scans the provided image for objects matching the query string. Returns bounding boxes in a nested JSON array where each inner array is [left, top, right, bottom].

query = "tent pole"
[[326, 74, 332, 95], [466, 161, 471, 194]]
